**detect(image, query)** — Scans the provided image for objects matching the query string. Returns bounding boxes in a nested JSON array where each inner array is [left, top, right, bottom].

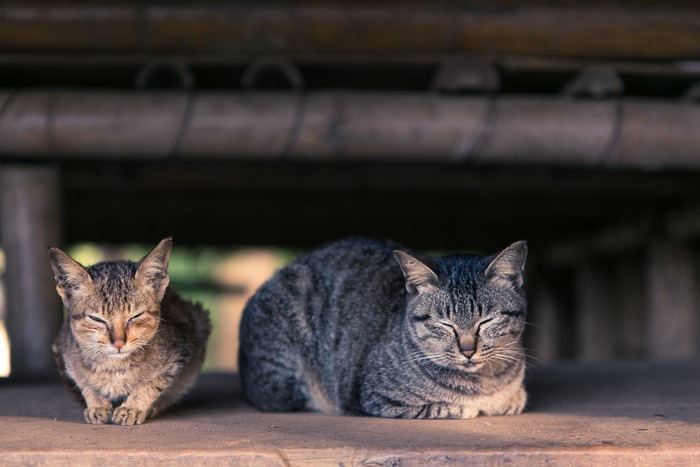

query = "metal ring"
[[241, 57, 304, 90], [136, 60, 195, 90]]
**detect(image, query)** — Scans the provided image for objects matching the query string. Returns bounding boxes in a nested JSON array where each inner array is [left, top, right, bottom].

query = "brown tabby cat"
[[49, 238, 211, 425]]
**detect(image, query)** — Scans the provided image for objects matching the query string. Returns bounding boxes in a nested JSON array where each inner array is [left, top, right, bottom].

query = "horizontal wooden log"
[[1, 90, 700, 169], [2, 2, 700, 60]]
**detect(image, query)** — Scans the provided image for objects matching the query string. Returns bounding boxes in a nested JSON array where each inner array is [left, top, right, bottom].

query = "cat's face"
[[49, 239, 172, 359], [394, 242, 527, 373]]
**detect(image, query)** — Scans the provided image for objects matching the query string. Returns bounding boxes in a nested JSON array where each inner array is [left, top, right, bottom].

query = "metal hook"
[[241, 57, 305, 90], [136, 60, 195, 90]]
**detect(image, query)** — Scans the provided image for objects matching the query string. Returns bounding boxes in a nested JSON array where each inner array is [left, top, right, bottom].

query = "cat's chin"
[[461, 360, 485, 372], [106, 351, 130, 359]]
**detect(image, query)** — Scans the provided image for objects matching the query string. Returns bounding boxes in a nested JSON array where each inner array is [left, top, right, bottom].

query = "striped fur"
[[49, 238, 211, 425], [239, 238, 528, 419]]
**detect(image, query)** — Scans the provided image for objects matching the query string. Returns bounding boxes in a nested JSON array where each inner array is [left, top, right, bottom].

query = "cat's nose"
[[112, 339, 125, 351], [460, 346, 476, 359]]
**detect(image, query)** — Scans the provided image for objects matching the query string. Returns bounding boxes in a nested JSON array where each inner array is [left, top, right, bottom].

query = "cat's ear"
[[135, 237, 172, 300], [393, 250, 439, 294], [48, 247, 94, 304], [485, 241, 528, 289]]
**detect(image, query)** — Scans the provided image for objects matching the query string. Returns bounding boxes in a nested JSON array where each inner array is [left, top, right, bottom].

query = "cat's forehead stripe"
[[87, 260, 139, 311]]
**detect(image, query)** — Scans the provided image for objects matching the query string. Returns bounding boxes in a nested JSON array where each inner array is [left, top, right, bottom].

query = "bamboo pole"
[[1, 90, 700, 169]]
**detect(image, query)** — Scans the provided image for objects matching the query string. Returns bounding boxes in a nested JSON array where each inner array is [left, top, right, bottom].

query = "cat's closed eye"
[[476, 318, 494, 336], [412, 314, 431, 322], [127, 312, 145, 324], [435, 321, 460, 339], [499, 310, 524, 318], [87, 315, 107, 325]]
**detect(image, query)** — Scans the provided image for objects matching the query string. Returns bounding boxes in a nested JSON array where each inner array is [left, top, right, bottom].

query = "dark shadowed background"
[[1, 0, 700, 378]]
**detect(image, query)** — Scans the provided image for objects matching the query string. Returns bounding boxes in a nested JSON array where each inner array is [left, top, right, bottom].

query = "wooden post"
[[528, 273, 560, 363], [646, 242, 697, 360], [575, 260, 617, 361], [615, 255, 647, 359], [0, 165, 62, 378]]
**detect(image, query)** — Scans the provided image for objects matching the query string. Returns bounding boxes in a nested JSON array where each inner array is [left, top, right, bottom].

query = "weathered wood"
[[528, 276, 560, 362], [2, 91, 700, 170], [575, 261, 616, 361], [615, 255, 647, 359], [0, 165, 62, 378], [646, 242, 698, 360], [1, 2, 700, 60]]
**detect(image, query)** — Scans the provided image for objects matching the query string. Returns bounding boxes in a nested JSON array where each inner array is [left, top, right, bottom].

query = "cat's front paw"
[[111, 406, 149, 426], [84, 406, 112, 424]]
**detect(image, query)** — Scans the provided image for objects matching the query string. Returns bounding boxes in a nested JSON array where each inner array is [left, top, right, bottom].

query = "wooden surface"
[[0, 165, 62, 377], [2, 2, 700, 60], [1, 363, 699, 466]]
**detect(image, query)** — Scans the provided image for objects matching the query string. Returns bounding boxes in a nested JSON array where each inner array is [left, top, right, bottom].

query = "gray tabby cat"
[[239, 238, 528, 419], [49, 238, 211, 425]]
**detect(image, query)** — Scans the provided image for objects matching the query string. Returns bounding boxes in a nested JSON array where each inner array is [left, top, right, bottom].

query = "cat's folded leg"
[[376, 403, 473, 419], [422, 403, 480, 419], [501, 386, 527, 416], [456, 404, 480, 420], [81, 388, 113, 424], [480, 385, 527, 417]]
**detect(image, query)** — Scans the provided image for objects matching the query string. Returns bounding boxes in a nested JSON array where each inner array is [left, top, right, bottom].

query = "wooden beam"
[[1, 2, 700, 60], [575, 261, 616, 361], [0, 165, 63, 378], [2, 91, 700, 170]]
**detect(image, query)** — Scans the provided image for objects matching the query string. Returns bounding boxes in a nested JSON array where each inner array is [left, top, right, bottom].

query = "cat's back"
[[159, 288, 211, 353], [297, 237, 400, 283], [239, 238, 407, 413], [250, 237, 404, 320]]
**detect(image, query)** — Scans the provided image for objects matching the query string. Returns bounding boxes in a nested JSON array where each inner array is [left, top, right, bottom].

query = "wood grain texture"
[[1, 2, 699, 60]]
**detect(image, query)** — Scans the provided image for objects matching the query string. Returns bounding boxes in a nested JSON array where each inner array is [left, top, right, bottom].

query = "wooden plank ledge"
[[1, 362, 699, 466]]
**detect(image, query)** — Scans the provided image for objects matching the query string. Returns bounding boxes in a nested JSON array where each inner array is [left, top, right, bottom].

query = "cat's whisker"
[[500, 341, 522, 349], [493, 356, 525, 365], [495, 347, 548, 366]]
